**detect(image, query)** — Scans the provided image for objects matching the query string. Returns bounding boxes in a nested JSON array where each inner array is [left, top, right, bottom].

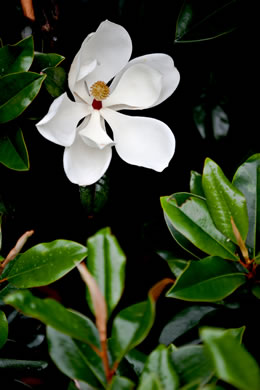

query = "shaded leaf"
[[124, 349, 147, 377], [0, 128, 29, 170], [161, 193, 239, 260], [33, 52, 65, 70], [86, 227, 126, 318], [4, 240, 87, 287], [137, 373, 161, 390], [80, 175, 110, 216], [200, 327, 260, 390], [47, 326, 106, 387], [4, 289, 100, 348], [232, 154, 260, 255], [0, 36, 34, 76], [0, 358, 48, 371], [43, 66, 67, 97], [167, 256, 246, 301], [0, 72, 46, 123], [157, 251, 188, 278], [190, 171, 204, 197], [202, 158, 248, 244], [138, 345, 179, 389], [0, 310, 8, 348], [159, 305, 216, 345], [108, 376, 135, 389]]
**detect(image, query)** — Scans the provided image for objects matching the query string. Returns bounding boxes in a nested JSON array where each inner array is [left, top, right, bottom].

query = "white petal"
[[101, 109, 175, 172], [79, 110, 114, 149], [63, 134, 112, 186], [110, 54, 180, 109], [103, 63, 162, 109], [36, 93, 89, 147], [69, 20, 132, 97]]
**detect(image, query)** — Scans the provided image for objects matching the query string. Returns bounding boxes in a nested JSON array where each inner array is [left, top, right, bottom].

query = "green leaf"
[[232, 154, 260, 255], [157, 251, 188, 278], [86, 227, 126, 318], [124, 349, 147, 377], [4, 239, 87, 288], [43, 66, 67, 97], [108, 376, 135, 389], [200, 327, 260, 390], [0, 310, 8, 349], [4, 289, 100, 348], [190, 171, 204, 197], [137, 374, 161, 390], [0, 36, 34, 76], [79, 175, 110, 216], [167, 256, 246, 302], [138, 345, 179, 390], [33, 52, 65, 70], [202, 158, 249, 244], [170, 345, 214, 386], [251, 284, 260, 299], [175, 0, 240, 43], [161, 193, 239, 261], [0, 358, 48, 371], [0, 128, 29, 170], [0, 72, 46, 123], [110, 296, 156, 364], [159, 305, 216, 345], [47, 326, 106, 387]]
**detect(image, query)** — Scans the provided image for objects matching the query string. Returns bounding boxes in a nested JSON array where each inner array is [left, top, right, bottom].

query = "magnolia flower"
[[36, 20, 180, 186]]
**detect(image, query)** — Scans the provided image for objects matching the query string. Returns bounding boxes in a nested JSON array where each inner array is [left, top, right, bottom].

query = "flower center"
[[90, 81, 110, 101]]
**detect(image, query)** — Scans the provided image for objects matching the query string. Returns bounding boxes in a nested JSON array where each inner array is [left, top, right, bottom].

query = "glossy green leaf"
[[170, 344, 214, 386], [124, 349, 147, 377], [0, 310, 8, 349], [33, 52, 65, 70], [232, 154, 260, 255], [110, 296, 155, 364], [47, 326, 106, 387], [0, 36, 34, 76], [190, 171, 204, 197], [138, 345, 179, 390], [161, 193, 238, 260], [0, 128, 29, 170], [202, 158, 248, 244], [200, 327, 260, 390], [159, 305, 216, 345], [175, 0, 240, 43], [157, 251, 188, 277], [4, 289, 100, 348], [79, 175, 110, 216], [4, 239, 87, 288], [251, 285, 260, 299], [108, 376, 135, 389], [0, 358, 48, 370], [137, 374, 161, 390], [86, 227, 126, 318], [43, 66, 67, 97], [0, 72, 46, 123], [167, 256, 246, 301]]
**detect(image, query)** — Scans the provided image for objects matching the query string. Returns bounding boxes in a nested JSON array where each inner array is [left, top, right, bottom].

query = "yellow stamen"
[[90, 81, 110, 101]]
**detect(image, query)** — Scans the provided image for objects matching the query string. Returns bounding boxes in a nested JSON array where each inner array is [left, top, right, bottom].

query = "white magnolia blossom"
[[36, 20, 180, 186]]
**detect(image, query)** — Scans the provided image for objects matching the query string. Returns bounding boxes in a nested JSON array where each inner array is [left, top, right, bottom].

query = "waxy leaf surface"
[[0, 36, 34, 76], [0, 310, 8, 348], [0, 72, 46, 123], [0, 128, 29, 170], [202, 158, 248, 244], [108, 376, 135, 389], [167, 256, 246, 301], [4, 240, 87, 287]]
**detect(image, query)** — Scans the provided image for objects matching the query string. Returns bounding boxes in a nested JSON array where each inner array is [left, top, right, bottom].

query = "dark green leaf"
[[190, 171, 204, 197], [0, 36, 34, 76], [0, 310, 8, 348], [138, 345, 179, 389], [86, 227, 126, 318], [47, 326, 106, 387], [159, 305, 216, 345], [33, 52, 65, 70], [157, 251, 188, 277], [0, 128, 29, 170], [43, 66, 67, 97], [4, 289, 100, 348], [0, 72, 46, 123], [0, 358, 47, 371], [202, 158, 248, 244], [137, 374, 161, 390], [110, 296, 155, 364], [170, 344, 214, 386], [80, 175, 110, 216], [175, 0, 240, 43], [167, 256, 246, 301], [161, 193, 239, 260], [200, 327, 260, 390], [232, 154, 260, 255], [5, 239, 87, 287], [124, 349, 147, 377], [108, 376, 135, 389]]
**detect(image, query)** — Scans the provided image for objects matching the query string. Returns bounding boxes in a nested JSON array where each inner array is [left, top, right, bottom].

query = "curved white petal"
[[69, 20, 132, 98], [63, 134, 112, 186], [103, 63, 162, 110], [101, 108, 175, 172], [79, 109, 114, 149], [36, 93, 89, 147], [110, 54, 180, 109]]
